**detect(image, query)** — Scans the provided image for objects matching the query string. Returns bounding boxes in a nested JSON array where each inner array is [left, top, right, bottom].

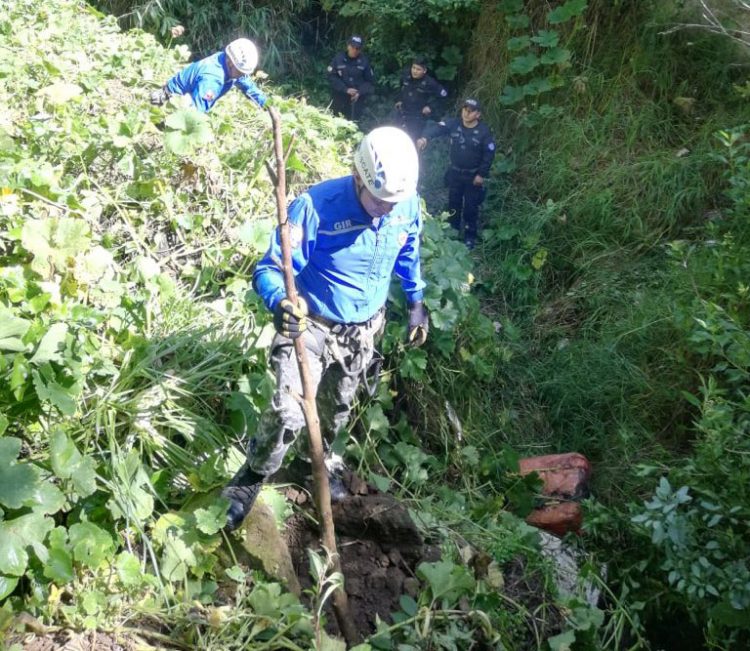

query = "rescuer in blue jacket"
[[150, 39, 266, 113], [391, 56, 448, 141], [327, 35, 375, 123], [221, 127, 429, 531], [417, 98, 496, 249]]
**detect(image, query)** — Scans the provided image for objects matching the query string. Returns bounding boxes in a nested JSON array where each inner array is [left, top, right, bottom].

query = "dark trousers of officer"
[[445, 168, 487, 240], [245, 311, 384, 476], [331, 92, 366, 123]]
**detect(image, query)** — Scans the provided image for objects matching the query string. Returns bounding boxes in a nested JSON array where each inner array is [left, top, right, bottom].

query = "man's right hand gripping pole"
[[273, 297, 308, 339]]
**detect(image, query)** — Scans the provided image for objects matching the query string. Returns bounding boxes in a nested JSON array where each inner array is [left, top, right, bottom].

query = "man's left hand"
[[407, 301, 429, 347], [422, 106, 432, 116], [473, 175, 484, 186], [150, 87, 170, 106]]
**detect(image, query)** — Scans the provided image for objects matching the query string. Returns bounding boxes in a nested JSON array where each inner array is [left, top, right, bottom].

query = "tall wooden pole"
[[265, 106, 359, 646]]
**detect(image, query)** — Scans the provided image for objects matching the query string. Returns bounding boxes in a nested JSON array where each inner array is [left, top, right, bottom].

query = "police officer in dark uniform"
[[417, 98, 496, 249], [391, 56, 448, 141], [327, 35, 375, 123]]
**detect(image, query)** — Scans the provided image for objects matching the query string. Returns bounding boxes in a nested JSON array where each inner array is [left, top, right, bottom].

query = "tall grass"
[[94, 0, 313, 76]]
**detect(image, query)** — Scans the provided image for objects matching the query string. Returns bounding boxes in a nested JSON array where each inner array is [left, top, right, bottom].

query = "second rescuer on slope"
[[150, 38, 266, 113]]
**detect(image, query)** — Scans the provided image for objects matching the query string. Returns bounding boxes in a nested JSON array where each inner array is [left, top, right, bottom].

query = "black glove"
[[407, 301, 429, 347], [150, 87, 171, 106], [273, 297, 308, 339]]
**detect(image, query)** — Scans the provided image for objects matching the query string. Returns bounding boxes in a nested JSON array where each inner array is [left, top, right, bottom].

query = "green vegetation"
[[2, 0, 750, 649]]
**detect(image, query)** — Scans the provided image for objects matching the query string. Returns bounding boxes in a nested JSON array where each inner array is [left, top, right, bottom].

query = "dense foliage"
[[461, 2, 750, 648], [2, 0, 750, 649]]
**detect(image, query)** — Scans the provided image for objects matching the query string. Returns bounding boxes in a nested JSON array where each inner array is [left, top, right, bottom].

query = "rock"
[[403, 577, 420, 597], [538, 531, 602, 607], [345, 471, 370, 496], [241, 502, 301, 595], [386, 566, 404, 596]]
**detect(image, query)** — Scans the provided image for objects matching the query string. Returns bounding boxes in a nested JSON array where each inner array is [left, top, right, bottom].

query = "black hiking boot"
[[221, 465, 266, 531], [325, 454, 350, 503], [328, 468, 349, 503]]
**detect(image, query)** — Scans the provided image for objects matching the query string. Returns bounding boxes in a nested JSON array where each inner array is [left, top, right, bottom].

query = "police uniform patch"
[[398, 231, 408, 247], [290, 224, 303, 248]]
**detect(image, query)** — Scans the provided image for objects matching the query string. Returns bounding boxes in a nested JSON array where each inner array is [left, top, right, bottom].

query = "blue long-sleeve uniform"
[[165, 52, 266, 113], [253, 176, 425, 324]]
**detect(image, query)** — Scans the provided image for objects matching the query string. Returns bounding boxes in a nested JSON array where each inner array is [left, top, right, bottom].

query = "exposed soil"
[[282, 470, 441, 636]]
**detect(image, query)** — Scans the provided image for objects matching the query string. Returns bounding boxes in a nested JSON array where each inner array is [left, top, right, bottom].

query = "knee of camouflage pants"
[[246, 334, 326, 475]]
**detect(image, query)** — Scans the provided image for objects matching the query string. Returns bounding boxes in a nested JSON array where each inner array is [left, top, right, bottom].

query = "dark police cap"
[[463, 98, 481, 111], [348, 35, 364, 48]]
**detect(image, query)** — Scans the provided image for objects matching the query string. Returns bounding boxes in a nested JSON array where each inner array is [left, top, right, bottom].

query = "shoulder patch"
[[290, 224, 303, 249]]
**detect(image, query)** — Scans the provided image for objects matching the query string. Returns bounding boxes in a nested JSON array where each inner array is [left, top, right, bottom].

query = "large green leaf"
[[194, 504, 226, 535], [417, 560, 475, 604], [38, 82, 82, 105], [0, 526, 28, 576], [20, 218, 90, 277], [74, 246, 115, 284], [0, 513, 53, 576], [29, 322, 68, 365], [498, 0, 523, 11], [548, 630, 577, 651], [115, 551, 143, 587], [523, 77, 554, 96], [31, 365, 81, 416], [0, 309, 29, 352], [531, 30, 560, 48], [21, 219, 55, 277], [43, 547, 74, 583], [548, 0, 588, 24], [68, 522, 114, 569], [0, 438, 39, 509], [54, 218, 91, 257], [500, 84, 527, 106], [159, 536, 196, 582], [49, 429, 97, 497], [506, 36, 531, 53], [541, 47, 571, 66], [164, 109, 213, 156], [510, 53, 541, 75], [29, 481, 66, 515], [0, 575, 19, 601], [238, 219, 274, 252]]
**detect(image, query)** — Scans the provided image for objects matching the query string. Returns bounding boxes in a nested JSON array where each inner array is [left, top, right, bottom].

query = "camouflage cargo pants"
[[246, 310, 385, 476]]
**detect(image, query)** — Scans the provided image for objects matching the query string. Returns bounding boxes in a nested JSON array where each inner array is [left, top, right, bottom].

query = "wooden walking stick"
[[265, 106, 360, 646]]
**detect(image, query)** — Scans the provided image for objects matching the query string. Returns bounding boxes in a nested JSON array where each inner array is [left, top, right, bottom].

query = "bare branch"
[[660, 0, 750, 49]]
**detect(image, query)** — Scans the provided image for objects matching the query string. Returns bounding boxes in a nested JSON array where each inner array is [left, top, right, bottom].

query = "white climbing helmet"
[[354, 127, 419, 202], [225, 38, 259, 75]]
